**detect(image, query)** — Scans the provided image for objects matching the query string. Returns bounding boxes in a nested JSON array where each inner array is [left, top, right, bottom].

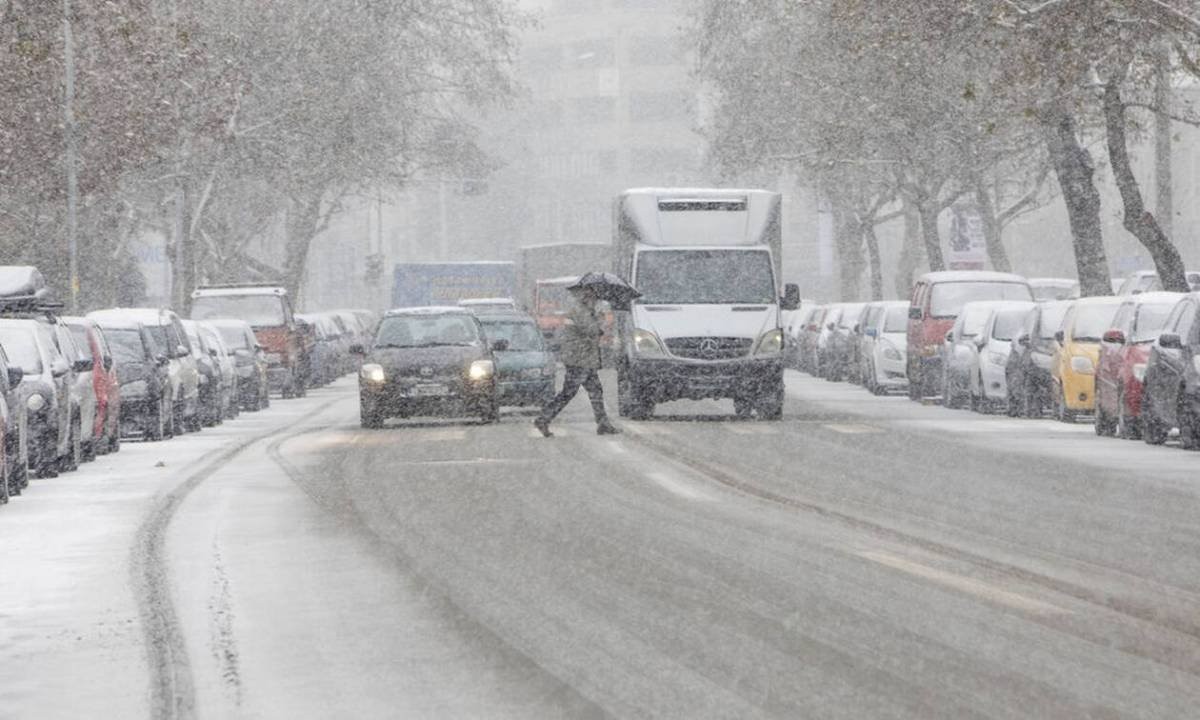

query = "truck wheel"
[[618, 365, 653, 420], [733, 397, 754, 419], [360, 399, 384, 429], [756, 388, 784, 421]]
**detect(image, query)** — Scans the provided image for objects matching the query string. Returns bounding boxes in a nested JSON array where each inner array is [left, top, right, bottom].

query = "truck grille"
[[664, 337, 753, 360]]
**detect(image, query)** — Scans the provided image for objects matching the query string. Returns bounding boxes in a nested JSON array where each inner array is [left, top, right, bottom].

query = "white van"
[[612, 188, 799, 420]]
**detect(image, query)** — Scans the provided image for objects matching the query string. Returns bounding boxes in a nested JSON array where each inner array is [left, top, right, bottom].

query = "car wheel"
[[733, 396, 754, 419], [1142, 406, 1169, 445], [1053, 386, 1075, 424], [480, 399, 501, 424], [62, 417, 81, 472], [618, 364, 653, 420], [109, 422, 121, 453], [359, 399, 384, 429], [755, 388, 784, 421], [1177, 396, 1200, 450], [1095, 403, 1116, 437], [1115, 387, 1140, 440]]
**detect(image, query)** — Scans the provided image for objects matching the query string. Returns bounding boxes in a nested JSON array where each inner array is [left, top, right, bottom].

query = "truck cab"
[[190, 285, 306, 398], [613, 188, 799, 420]]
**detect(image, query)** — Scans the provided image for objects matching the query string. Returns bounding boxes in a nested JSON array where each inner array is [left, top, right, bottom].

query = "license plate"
[[412, 383, 448, 397]]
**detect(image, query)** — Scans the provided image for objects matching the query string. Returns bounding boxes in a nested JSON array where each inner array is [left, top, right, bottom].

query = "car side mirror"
[[51, 359, 70, 377], [156, 354, 169, 367], [1017, 334, 1030, 348], [864, 328, 878, 338], [1102, 329, 1125, 345], [175, 345, 189, 359], [1159, 332, 1183, 350], [1054, 330, 1065, 344], [945, 331, 955, 344], [908, 306, 922, 320], [853, 323, 861, 334], [349, 343, 365, 355], [781, 283, 801, 311], [103, 356, 113, 371], [72, 358, 94, 373], [7, 367, 23, 387], [209, 348, 219, 357], [975, 336, 988, 349], [491, 339, 510, 352], [827, 322, 836, 331]]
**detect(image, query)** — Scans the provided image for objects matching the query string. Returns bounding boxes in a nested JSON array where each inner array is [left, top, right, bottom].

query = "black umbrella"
[[568, 272, 641, 311]]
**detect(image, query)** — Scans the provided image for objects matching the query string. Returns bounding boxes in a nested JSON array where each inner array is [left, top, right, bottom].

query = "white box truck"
[[612, 188, 800, 420]]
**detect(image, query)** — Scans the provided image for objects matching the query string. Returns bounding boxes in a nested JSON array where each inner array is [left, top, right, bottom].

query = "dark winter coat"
[[557, 301, 603, 369]]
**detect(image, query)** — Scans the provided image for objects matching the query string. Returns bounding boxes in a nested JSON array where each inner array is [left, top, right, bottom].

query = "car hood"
[[632, 304, 777, 342], [368, 346, 485, 376]]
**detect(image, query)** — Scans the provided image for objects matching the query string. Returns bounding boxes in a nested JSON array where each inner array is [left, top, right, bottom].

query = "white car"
[[973, 302, 1036, 412], [941, 300, 1013, 409], [50, 321, 98, 461], [859, 301, 909, 394]]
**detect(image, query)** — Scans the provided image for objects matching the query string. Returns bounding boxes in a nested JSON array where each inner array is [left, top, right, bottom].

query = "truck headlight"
[[469, 360, 494, 381], [122, 380, 149, 399], [633, 329, 666, 358], [1133, 363, 1148, 382], [753, 329, 784, 355], [361, 363, 386, 384], [26, 394, 46, 412], [1069, 356, 1094, 374]]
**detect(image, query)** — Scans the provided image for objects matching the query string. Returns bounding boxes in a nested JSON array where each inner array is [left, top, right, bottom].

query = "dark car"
[[353, 307, 501, 428], [1005, 300, 1070, 417], [1141, 293, 1200, 447], [92, 317, 173, 441], [0, 318, 80, 476], [0, 346, 27, 498], [208, 319, 270, 411], [475, 311, 556, 407]]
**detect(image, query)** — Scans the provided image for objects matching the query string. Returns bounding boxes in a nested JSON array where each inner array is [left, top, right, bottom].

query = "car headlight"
[[469, 359, 494, 381], [1133, 363, 1148, 382], [361, 363, 386, 384], [633, 328, 667, 358], [26, 393, 46, 412], [1069, 355, 1094, 374], [264, 352, 284, 366], [988, 351, 1007, 366], [122, 380, 149, 399], [882, 344, 903, 362], [753, 329, 784, 355]]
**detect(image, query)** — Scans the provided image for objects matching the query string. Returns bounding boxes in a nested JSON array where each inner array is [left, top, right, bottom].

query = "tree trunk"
[[283, 195, 324, 302], [915, 197, 946, 272], [863, 221, 883, 301], [1039, 102, 1111, 296], [832, 200, 865, 301], [1103, 80, 1188, 292], [1154, 40, 1174, 239], [971, 176, 1012, 273], [895, 197, 922, 299], [170, 182, 197, 312]]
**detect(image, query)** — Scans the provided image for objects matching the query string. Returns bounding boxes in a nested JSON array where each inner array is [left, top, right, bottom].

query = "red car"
[[906, 271, 1033, 399], [1094, 291, 1182, 439], [62, 317, 121, 455]]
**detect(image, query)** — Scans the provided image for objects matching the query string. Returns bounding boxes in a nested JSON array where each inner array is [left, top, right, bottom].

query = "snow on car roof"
[[918, 271, 1029, 283], [1028, 277, 1075, 287], [1073, 295, 1125, 306], [192, 285, 286, 297], [1127, 291, 1185, 304], [384, 306, 474, 317], [89, 308, 175, 325]]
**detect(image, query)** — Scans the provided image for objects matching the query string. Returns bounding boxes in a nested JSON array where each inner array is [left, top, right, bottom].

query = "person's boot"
[[596, 419, 620, 436], [534, 417, 553, 437]]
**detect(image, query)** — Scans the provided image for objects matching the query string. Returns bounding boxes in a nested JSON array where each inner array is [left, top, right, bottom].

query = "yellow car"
[[1051, 296, 1123, 422]]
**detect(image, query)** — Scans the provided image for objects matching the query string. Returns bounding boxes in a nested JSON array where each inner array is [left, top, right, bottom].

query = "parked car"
[[208, 319, 270, 412], [1093, 292, 1182, 438], [785, 304, 820, 370], [0, 347, 25, 500], [199, 322, 239, 420], [182, 319, 225, 427], [49, 321, 99, 461], [1140, 292, 1200, 446], [191, 285, 306, 398], [1028, 277, 1076, 302], [1006, 301, 1071, 417], [0, 319, 79, 476], [458, 298, 518, 312], [816, 304, 847, 380], [91, 317, 173, 440], [475, 311, 556, 407], [353, 307, 501, 428], [62, 317, 121, 456], [858, 301, 909, 394], [297, 312, 345, 386], [907, 271, 1033, 399], [973, 302, 1035, 412], [798, 304, 828, 374], [91, 308, 200, 433], [940, 301, 1012, 409], [1050, 296, 1124, 422], [837, 303, 870, 384], [1116, 270, 1200, 296]]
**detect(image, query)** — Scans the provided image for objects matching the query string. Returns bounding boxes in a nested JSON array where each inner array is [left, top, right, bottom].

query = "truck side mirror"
[[1102, 329, 1125, 345], [1017, 334, 1030, 348], [908, 306, 921, 320], [1054, 330, 1065, 344], [781, 284, 801, 311], [1158, 332, 1183, 349]]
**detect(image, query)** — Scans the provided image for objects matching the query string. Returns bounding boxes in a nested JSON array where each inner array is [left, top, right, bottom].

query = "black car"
[[92, 318, 172, 441], [0, 346, 27, 499], [1141, 293, 1200, 446], [353, 307, 501, 428], [1004, 300, 1070, 417], [474, 311, 556, 408]]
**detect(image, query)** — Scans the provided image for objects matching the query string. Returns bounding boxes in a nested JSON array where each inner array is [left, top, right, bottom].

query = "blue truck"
[[391, 262, 517, 308]]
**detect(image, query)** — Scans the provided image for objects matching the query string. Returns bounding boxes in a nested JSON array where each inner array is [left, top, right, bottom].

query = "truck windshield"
[[930, 282, 1032, 318], [636, 250, 775, 304], [192, 295, 286, 327]]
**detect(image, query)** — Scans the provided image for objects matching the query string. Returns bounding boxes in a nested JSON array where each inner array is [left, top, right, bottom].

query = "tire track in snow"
[[130, 397, 342, 719]]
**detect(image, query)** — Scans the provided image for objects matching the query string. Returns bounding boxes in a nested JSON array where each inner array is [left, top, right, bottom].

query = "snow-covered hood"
[[633, 304, 778, 343]]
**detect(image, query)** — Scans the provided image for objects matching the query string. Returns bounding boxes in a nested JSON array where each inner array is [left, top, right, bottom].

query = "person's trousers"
[[539, 366, 608, 424]]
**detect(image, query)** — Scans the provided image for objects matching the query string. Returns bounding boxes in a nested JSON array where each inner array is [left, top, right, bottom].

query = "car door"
[[1097, 301, 1133, 410], [36, 323, 71, 448], [1156, 298, 1196, 425]]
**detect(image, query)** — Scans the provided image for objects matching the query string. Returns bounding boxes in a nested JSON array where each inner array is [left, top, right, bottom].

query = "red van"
[[190, 285, 307, 398], [907, 271, 1033, 399]]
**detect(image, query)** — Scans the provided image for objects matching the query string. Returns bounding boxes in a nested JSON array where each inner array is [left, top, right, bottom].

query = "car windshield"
[[67, 326, 92, 361], [105, 329, 148, 364], [883, 306, 908, 333], [961, 308, 991, 337], [375, 315, 481, 348], [481, 321, 544, 351], [991, 310, 1027, 341], [930, 282, 1033, 317], [1071, 304, 1120, 342], [636, 249, 776, 304], [0, 326, 41, 373], [1038, 304, 1070, 340], [216, 326, 251, 350], [1132, 303, 1176, 343], [191, 295, 286, 327]]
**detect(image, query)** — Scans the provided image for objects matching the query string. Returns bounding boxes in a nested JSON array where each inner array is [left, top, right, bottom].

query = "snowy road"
[[4, 372, 1200, 718]]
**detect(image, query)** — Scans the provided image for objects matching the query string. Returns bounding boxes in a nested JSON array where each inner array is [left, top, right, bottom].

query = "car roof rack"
[[0, 295, 65, 319]]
